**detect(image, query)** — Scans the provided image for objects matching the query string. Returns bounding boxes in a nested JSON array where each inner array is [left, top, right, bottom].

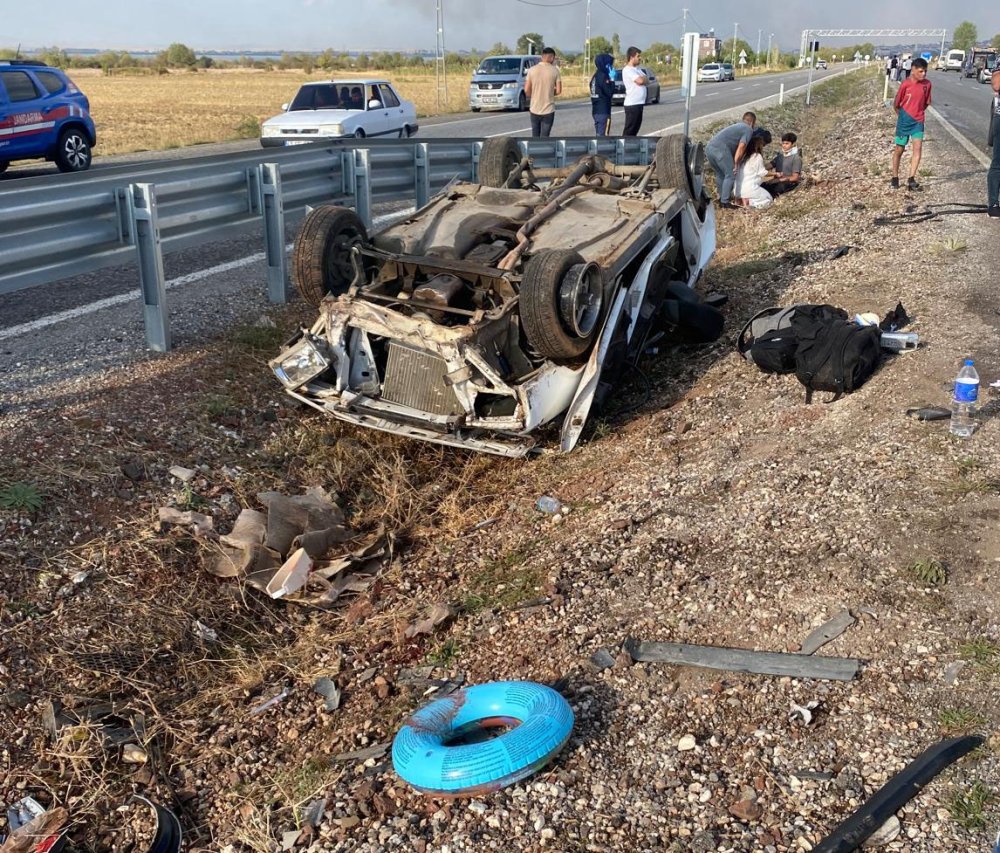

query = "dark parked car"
[[0, 59, 96, 173], [720, 62, 736, 80], [612, 67, 661, 105]]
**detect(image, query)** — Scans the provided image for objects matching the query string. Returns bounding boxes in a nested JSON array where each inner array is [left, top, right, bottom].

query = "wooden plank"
[[624, 638, 860, 681]]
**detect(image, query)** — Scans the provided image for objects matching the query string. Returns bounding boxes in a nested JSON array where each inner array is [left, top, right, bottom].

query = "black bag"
[[737, 305, 801, 374], [790, 306, 882, 403]]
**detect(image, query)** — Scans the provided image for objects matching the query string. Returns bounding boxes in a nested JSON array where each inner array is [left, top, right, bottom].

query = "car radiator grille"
[[478, 82, 504, 90], [381, 342, 464, 416]]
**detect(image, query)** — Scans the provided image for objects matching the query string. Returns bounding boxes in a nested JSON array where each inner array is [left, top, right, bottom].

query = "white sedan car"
[[697, 63, 723, 82], [260, 79, 418, 146]]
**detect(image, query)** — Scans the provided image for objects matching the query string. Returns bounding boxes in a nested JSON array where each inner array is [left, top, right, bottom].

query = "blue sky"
[[6, 0, 998, 54]]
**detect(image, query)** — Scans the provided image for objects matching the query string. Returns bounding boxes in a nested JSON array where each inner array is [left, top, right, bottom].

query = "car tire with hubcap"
[[292, 206, 369, 307], [54, 127, 92, 172], [517, 91, 526, 112], [353, 129, 365, 138], [655, 134, 704, 205], [520, 249, 604, 361], [478, 136, 521, 187]]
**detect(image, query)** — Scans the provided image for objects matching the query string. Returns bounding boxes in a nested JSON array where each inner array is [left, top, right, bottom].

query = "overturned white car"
[[270, 135, 718, 457]]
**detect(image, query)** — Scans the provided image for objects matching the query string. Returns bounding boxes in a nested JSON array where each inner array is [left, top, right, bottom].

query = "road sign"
[[738, 49, 748, 59], [854, 51, 862, 60], [739, 57, 747, 65]]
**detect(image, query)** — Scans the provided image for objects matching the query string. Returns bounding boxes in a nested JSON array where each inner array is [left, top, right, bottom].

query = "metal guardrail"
[[0, 136, 655, 351]]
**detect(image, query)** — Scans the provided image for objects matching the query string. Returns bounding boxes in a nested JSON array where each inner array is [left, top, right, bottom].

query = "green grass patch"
[[959, 639, 1000, 676], [462, 547, 543, 613], [937, 707, 986, 734], [0, 481, 44, 513], [230, 322, 285, 353], [907, 557, 948, 587], [426, 637, 461, 667], [947, 780, 993, 831]]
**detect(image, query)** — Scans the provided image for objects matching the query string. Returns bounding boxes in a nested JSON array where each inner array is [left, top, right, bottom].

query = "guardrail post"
[[555, 140, 566, 168], [353, 148, 372, 228], [615, 138, 626, 167], [259, 163, 289, 304], [639, 138, 651, 166], [128, 183, 171, 352], [341, 149, 355, 196], [414, 143, 430, 209], [472, 141, 482, 182]]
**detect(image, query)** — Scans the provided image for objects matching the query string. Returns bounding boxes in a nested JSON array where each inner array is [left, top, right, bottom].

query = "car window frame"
[[0, 70, 42, 103], [378, 84, 400, 108], [34, 70, 66, 95]]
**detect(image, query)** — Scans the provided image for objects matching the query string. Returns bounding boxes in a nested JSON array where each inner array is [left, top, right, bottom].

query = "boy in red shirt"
[[890, 57, 932, 191]]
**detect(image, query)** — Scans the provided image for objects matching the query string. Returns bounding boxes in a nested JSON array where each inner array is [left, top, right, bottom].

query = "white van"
[[944, 49, 965, 71], [468, 55, 540, 112]]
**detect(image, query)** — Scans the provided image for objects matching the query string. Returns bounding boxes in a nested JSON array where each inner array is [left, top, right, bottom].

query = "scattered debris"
[[257, 487, 347, 557], [265, 547, 313, 598], [121, 744, 149, 764], [677, 735, 697, 752], [798, 610, 857, 655], [168, 465, 197, 483], [0, 797, 67, 853], [812, 735, 985, 852], [789, 700, 821, 726], [535, 496, 565, 514], [943, 660, 966, 686], [302, 797, 326, 828], [191, 620, 219, 643], [42, 700, 146, 749], [404, 603, 457, 639], [158, 507, 213, 537], [251, 686, 290, 716], [212, 507, 272, 578], [312, 677, 341, 712], [461, 517, 497, 536], [624, 637, 861, 681], [905, 406, 951, 422], [331, 742, 390, 763]]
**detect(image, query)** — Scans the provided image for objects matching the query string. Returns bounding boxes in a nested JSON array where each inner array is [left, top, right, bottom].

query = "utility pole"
[[756, 29, 762, 68], [767, 33, 773, 68], [732, 23, 738, 67], [434, 0, 448, 111], [584, 0, 592, 84], [681, 8, 688, 60]]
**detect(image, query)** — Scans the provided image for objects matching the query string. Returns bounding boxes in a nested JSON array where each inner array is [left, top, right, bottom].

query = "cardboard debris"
[[158, 507, 214, 537], [266, 548, 313, 599], [257, 487, 345, 556], [404, 603, 456, 639], [212, 508, 274, 578]]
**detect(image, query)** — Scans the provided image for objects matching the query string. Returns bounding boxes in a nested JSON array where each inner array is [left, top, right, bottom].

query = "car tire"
[[292, 206, 369, 307], [54, 127, 92, 172], [0, 160, 7, 175], [652, 88, 660, 104], [478, 137, 521, 188], [471, 106, 481, 112], [660, 297, 725, 344], [353, 129, 365, 138], [520, 249, 604, 361], [655, 134, 704, 204], [518, 91, 527, 112]]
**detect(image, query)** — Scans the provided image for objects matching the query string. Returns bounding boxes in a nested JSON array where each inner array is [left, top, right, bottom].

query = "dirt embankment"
[[2, 73, 1000, 852]]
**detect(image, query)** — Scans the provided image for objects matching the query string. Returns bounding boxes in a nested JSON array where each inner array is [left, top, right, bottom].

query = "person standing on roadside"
[[902, 55, 913, 80], [987, 67, 1000, 217], [705, 111, 757, 207], [589, 52, 615, 136], [890, 57, 931, 191], [524, 47, 562, 137], [621, 46, 647, 137]]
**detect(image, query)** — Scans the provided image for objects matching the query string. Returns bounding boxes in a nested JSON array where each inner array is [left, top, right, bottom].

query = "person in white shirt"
[[735, 134, 773, 209], [621, 46, 647, 137]]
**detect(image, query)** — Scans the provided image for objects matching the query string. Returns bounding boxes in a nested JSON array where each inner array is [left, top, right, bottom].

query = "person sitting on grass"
[[735, 134, 773, 209], [762, 132, 803, 196]]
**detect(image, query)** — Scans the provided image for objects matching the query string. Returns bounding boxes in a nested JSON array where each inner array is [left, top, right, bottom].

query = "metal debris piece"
[[812, 735, 985, 853], [799, 610, 857, 655], [589, 649, 616, 671], [257, 487, 345, 556], [0, 797, 68, 853], [462, 518, 497, 536], [789, 700, 821, 726], [251, 686, 290, 716], [312, 677, 342, 712], [331, 742, 390, 763], [624, 637, 861, 681], [131, 795, 182, 853], [191, 620, 219, 643], [302, 797, 327, 828]]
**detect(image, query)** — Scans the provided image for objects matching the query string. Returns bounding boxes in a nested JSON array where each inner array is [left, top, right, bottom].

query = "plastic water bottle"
[[535, 496, 563, 514], [949, 359, 979, 438]]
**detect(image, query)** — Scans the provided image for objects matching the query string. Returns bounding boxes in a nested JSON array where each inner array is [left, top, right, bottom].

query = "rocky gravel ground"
[[3, 73, 1000, 852]]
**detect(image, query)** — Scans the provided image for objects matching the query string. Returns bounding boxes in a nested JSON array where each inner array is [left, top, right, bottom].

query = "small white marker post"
[[681, 32, 699, 138], [779, 82, 784, 105]]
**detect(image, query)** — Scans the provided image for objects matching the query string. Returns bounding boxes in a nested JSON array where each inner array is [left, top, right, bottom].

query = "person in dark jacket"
[[988, 67, 1000, 217], [589, 52, 615, 136]]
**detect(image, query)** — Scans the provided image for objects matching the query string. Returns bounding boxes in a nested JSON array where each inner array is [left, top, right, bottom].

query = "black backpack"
[[738, 304, 883, 402], [790, 307, 882, 403]]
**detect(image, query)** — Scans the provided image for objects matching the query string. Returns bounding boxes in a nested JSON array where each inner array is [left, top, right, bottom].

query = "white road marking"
[[706, 92, 719, 97], [926, 106, 991, 168], [733, 86, 744, 90]]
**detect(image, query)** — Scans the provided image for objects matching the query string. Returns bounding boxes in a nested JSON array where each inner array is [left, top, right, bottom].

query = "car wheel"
[[659, 295, 725, 344], [652, 86, 660, 104], [520, 249, 604, 361], [0, 160, 7, 175], [478, 137, 521, 187], [353, 129, 365, 138], [471, 106, 481, 112], [518, 91, 526, 112], [292, 206, 369, 307], [655, 134, 704, 204], [54, 127, 92, 172]]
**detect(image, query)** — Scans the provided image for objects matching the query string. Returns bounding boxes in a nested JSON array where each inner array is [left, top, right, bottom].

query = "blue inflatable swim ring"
[[392, 680, 574, 796]]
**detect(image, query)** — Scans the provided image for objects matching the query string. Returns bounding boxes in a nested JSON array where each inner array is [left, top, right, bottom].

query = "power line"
[[595, 0, 683, 27]]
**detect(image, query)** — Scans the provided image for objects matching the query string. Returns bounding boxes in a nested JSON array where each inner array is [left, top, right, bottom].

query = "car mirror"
[[368, 98, 382, 109], [282, 103, 289, 111]]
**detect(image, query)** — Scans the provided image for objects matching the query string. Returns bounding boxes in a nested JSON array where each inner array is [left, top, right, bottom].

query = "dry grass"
[[69, 66, 591, 155]]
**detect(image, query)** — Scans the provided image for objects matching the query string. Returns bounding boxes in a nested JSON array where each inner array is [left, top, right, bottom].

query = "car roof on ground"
[[310, 79, 392, 87]]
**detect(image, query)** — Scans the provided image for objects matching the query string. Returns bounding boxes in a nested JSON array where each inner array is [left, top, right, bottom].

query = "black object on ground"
[[812, 734, 985, 853], [906, 406, 951, 422], [623, 638, 860, 681]]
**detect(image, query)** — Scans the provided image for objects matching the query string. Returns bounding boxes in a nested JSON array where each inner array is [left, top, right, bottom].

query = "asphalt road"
[[921, 67, 996, 148]]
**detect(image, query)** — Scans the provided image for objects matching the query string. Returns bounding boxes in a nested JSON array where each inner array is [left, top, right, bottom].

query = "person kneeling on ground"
[[735, 134, 773, 209], [762, 132, 803, 196]]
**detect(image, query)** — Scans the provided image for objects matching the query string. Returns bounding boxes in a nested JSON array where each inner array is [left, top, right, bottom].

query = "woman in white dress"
[[735, 135, 773, 209]]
